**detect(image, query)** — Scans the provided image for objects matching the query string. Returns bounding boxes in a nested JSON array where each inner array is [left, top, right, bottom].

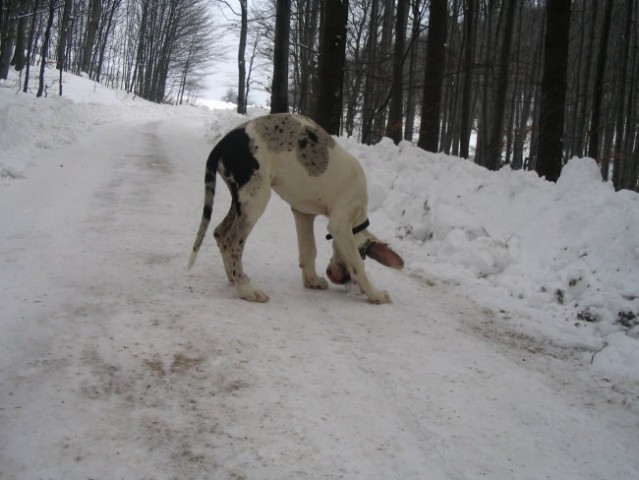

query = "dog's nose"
[[327, 264, 350, 284]]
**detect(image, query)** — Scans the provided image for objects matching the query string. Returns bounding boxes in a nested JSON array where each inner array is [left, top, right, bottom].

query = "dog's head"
[[326, 231, 404, 285]]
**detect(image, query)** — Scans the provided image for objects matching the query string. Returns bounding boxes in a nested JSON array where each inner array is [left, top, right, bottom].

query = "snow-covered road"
[[1, 115, 638, 479]]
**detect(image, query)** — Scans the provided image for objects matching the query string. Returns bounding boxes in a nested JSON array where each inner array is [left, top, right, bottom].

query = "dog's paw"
[[242, 290, 270, 303], [237, 284, 270, 303], [367, 290, 392, 305], [304, 276, 329, 290]]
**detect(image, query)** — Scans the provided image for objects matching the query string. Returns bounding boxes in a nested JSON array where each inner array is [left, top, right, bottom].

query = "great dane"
[[188, 113, 404, 304]]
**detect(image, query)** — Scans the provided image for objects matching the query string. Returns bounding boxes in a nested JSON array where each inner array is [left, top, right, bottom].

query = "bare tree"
[[613, 0, 636, 190], [237, 0, 248, 114], [9, 0, 28, 72], [588, 0, 614, 177], [82, 0, 102, 75], [37, 0, 56, 97], [314, 0, 348, 134], [476, 1, 517, 170], [56, 0, 73, 71], [360, 0, 382, 144], [418, 0, 447, 152], [359, 0, 395, 145], [289, 0, 320, 115], [0, 0, 20, 80], [385, 0, 409, 144], [94, 0, 122, 83], [535, 0, 571, 182], [21, 0, 38, 93], [404, 0, 424, 142], [459, 0, 477, 159], [271, 0, 290, 113]]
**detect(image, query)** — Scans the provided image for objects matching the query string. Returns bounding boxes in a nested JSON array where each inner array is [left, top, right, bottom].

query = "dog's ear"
[[366, 242, 404, 269]]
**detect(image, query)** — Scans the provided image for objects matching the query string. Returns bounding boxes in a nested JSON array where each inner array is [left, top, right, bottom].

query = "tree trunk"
[[314, 0, 348, 134], [271, 0, 290, 113], [95, 0, 121, 83], [535, 0, 571, 182], [343, 5, 367, 137], [9, 0, 28, 72], [512, 40, 540, 170], [385, 0, 409, 144], [293, 0, 320, 115], [404, 0, 423, 142], [37, 0, 56, 98], [361, 0, 380, 144], [132, 0, 151, 96], [22, 0, 37, 93], [237, 0, 248, 114], [613, 0, 634, 190], [82, 0, 102, 76], [245, 32, 260, 108], [588, 0, 614, 172], [571, 0, 597, 158], [475, 0, 496, 167], [481, 1, 517, 170], [0, 0, 19, 80], [56, 0, 73, 71], [372, 0, 393, 140], [623, 0, 639, 191], [417, 0, 447, 152], [459, 0, 476, 159]]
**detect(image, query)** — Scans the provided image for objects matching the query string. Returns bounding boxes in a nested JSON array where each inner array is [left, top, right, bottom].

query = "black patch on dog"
[[218, 129, 260, 187], [207, 128, 260, 216], [306, 129, 318, 143]]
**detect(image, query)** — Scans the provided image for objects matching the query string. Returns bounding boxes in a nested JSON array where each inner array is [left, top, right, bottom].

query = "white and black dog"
[[188, 113, 404, 303]]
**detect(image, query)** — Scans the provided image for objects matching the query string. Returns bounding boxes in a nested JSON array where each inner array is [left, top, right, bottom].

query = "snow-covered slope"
[[1, 70, 638, 479]]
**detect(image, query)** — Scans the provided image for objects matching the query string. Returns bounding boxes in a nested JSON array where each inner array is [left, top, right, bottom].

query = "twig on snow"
[[590, 342, 609, 365]]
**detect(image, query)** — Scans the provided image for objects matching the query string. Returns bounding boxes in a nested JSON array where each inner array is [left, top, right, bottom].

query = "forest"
[[1, 0, 637, 191]]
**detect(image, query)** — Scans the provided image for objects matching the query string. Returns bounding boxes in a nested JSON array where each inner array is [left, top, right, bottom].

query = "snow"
[[349, 139, 639, 380], [1, 69, 638, 479]]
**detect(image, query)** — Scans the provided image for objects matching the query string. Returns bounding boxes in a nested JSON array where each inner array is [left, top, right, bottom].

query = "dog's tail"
[[188, 148, 220, 270]]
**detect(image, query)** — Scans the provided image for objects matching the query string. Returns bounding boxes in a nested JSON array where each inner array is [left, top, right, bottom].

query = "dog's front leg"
[[327, 217, 392, 304], [292, 209, 328, 290]]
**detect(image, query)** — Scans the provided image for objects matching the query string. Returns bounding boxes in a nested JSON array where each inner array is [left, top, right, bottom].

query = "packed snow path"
[[1, 115, 638, 479]]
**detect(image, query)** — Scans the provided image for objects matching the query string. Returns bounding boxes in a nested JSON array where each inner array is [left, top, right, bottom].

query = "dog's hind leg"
[[214, 175, 272, 303], [292, 209, 328, 290], [213, 204, 238, 284]]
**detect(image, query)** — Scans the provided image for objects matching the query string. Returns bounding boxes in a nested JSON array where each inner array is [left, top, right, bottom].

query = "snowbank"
[[340, 136, 639, 380]]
